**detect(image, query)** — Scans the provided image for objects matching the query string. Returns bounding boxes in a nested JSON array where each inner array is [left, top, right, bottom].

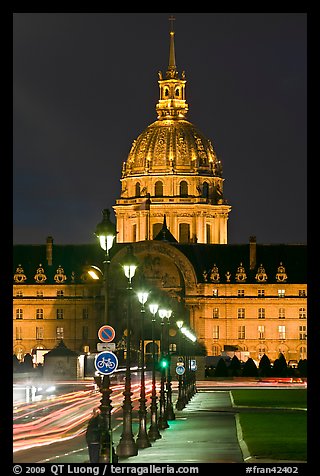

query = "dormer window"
[[175, 88, 180, 97], [165, 88, 169, 97]]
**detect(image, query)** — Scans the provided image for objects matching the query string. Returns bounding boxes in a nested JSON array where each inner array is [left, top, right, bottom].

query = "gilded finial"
[[167, 15, 176, 76]]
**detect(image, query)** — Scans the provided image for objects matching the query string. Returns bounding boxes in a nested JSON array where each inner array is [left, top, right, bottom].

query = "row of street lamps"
[[91, 209, 197, 462]]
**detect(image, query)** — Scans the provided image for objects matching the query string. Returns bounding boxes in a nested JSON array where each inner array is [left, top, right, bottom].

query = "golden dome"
[[123, 118, 222, 177]]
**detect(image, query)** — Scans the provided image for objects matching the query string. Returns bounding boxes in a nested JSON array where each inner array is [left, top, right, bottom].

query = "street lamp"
[[157, 308, 170, 430], [164, 310, 175, 421], [147, 302, 162, 441], [116, 245, 139, 457], [175, 320, 185, 410], [136, 290, 151, 449], [94, 208, 116, 327], [90, 209, 117, 463]]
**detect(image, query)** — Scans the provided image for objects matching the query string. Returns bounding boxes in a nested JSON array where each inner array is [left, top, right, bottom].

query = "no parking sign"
[[98, 325, 115, 343]]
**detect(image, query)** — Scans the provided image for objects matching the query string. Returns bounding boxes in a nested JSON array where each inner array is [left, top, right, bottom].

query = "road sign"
[[98, 325, 115, 343], [94, 351, 118, 375], [97, 342, 116, 352], [176, 365, 185, 376]]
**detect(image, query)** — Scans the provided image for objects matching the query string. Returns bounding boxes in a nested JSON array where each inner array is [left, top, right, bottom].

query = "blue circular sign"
[[176, 365, 185, 375], [94, 351, 118, 375]]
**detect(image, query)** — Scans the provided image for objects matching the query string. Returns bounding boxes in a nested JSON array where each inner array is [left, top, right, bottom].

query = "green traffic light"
[[160, 358, 169, 368]]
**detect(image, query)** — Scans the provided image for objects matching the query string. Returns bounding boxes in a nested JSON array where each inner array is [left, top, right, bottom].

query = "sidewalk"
[[118, 390, 244, 463]]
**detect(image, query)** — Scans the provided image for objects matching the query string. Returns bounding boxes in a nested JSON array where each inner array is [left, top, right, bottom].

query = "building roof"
[[13, 239, 306, 285]]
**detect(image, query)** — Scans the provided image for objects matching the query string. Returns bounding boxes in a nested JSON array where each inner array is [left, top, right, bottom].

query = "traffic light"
[[159, 355, 169, 370]]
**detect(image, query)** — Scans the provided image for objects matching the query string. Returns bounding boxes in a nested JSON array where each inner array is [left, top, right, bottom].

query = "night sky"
[[13, 12, 307, 246]]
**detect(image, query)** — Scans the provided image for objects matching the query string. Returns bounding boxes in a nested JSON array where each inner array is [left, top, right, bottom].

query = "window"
[[16, 309, 23, 320], [132, 224, 137, 242], [213, 308, 219, 319], [135, 182, 141, 197], [57, 290, 64, 297], [36, 309, 44, 319], [258, 308, 265, 319], [238, 290, 245, 297], [152, 223, 162, 239], [279, 308, 285, 319], [237, 308, 245, 319], [169, 343, 176, 352], [175, 87, 180, 97], [299, 346, 307, 360], [299, 325, 307, 340], [37, 290, 43, 298], [82, 308, 89, 320], [212, 344, 220, 356], [258, 289, 265, 297], [155, 181, 163, 197], [278, 325, 286, 340], [299, 308, 306, 319], [16, 327, 22, 340], [179, 223, 190, 243], [56, 309, 64, 320], [56, 327, 64, 340], [278, 289, 285, 298], [238, 326, 245, 339], [213, 288, 218, 297], [82, 326, 89, 340], [299, 289, 306, 297], [179, 181, 188, 197], [202, 182, 209, 198], [16, 290, 23, 297], [36, 327, 44, 340], [258, 325, 265, 339], [212, 326, 219, 339], [206, 224, 211, 244]]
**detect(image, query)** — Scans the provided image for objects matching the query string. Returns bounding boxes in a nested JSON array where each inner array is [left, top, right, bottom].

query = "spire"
[[167, 16, 176, 78]]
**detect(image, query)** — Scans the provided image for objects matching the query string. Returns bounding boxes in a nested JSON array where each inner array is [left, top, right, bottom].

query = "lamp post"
[[136, 290, 151, 449], [164, 310, 175, 421], [91, 208, 116, 463], [157, 308, 169, 430], [147, 303, 162, 441], [175, 320, 185, 411], [116, 245, 139, 457]]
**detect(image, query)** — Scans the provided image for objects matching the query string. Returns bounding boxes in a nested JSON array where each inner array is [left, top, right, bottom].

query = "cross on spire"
[[169, 15, 175, 33]]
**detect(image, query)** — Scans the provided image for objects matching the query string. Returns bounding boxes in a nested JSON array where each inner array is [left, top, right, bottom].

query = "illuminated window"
[[212, 344, 220, 356], [213, 288, 218, 297], [238, 326, 245, 339], [278, 325, 286, 339], [36, 327, 44, 340], [299, 308, 306, 319], [279, 308, 285, 319], [278, 289, 285, 298], [56, 309, 64, 320], [213, 308, 219, 319], [36, 309, 44, 319], [212, 326, 219, 339], [237, 308, 245, 319], [56, 327, 64, 340], [16, 309, 23, 320], [258, 325, 265, 339], [299, 325, 307, 340], [258, 308, 265, 319]]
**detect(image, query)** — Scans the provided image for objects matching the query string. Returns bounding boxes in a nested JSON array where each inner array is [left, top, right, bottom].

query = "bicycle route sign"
[[98, 325, 116, 343], [176, 364, 185, 376], [94, 351, 118, 375]]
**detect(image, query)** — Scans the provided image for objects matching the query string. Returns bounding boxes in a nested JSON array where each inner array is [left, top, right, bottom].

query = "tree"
[[214, 357, 229, 377], [297, 359, 307, 377], [258, 354, 272, 377], [272, 352, 288, 377], [229, 355, 241, 377], [242, 358, 258, 377]]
